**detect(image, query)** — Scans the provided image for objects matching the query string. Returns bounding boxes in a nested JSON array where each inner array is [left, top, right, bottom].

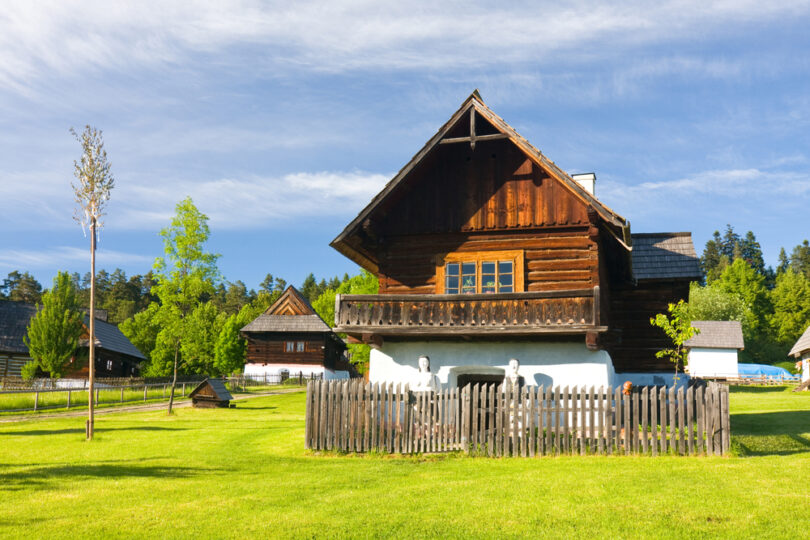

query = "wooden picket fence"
[[305, 380, 730, 456]]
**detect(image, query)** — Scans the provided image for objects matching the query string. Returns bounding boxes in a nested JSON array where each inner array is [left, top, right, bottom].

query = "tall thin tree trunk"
[[168, 341, 179, 414], [86, 218, 96, 440]]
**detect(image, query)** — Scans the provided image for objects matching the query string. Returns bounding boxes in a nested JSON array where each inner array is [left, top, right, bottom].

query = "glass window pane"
[[297, 341, 305, 352], [481, 285, 496, 293], [498, 261, 513, 275], [446, 263, 459, 276], [499, 273, 513, 287], [499, 285, 513, 293], [462, 262, 476, 275], [445, 275, 459, 294], [481, 261, 495, 274]]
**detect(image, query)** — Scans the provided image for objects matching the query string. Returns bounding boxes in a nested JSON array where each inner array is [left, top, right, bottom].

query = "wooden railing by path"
[[334, 288, 602, 335], [305, 380, 730, 456]]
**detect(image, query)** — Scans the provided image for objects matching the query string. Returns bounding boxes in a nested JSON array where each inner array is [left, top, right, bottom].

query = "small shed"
[[188, 378, 234, 408], [685, 321, 744, 379], [789, 325, 810, 385]]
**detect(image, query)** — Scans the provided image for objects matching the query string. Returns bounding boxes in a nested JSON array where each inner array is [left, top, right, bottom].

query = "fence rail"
[[0, 372, 321, 413], [305, 381, 730, 456]]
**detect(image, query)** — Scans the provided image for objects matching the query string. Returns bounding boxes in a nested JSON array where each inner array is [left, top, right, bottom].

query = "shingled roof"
[[80, 315, 146, 360], [0, 301, 37, 353], [789, 325, 810, 357], [631, 233, 702, 281], [685, 321, 744, 350], [241, 286, 333, 334]]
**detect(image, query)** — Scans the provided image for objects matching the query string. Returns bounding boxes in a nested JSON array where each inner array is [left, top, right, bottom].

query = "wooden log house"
[[241, 286, 355, 380], [0, 300, 145, 379], [329, 91, 702, 389]]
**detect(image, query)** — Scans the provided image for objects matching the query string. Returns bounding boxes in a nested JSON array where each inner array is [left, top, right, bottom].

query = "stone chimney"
[[571, 173, 596, 195]]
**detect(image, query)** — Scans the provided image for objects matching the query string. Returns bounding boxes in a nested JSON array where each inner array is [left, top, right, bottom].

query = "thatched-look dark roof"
[[789, 325, 810, 357], [685, 321, 744, 350], [80, 315, 146, 360], [631, 233, 702, 281], [0, 301, 37, 353]]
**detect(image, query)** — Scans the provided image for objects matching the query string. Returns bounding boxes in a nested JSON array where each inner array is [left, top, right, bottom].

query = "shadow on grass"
[[732, 410, 810, 456], [0, 460, 225, 492], [729, 386, 794, 394], [0, 426, 189, 437]]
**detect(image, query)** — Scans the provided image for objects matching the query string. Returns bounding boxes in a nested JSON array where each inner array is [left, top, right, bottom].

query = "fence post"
[[67, 389, 71, 409], [163, 384, 166, 398], [144, 385, 148, 401], [182, 383, 186, 397], [121, 387, 124, 402], [34, 391, 38, 411]]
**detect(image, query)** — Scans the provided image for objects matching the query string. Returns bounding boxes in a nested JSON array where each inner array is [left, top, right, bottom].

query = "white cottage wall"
[[687, 348, 739, 378], [369, 341, 615, 389], [802, 353, 809, 383], [243, 363, 349, 380]]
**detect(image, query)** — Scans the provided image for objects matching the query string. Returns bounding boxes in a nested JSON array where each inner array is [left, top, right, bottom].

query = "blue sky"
[[2, 1, 810, 291]]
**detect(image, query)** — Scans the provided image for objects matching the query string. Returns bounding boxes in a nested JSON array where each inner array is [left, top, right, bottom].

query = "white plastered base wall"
[[802, 352, 810, 383], [369, 341, 615, 389], [687, 348, 739, 379], [243, 363, 349, 380]]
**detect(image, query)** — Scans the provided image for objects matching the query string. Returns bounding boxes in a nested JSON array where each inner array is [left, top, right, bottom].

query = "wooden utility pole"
[[87, 216, 96, 440]]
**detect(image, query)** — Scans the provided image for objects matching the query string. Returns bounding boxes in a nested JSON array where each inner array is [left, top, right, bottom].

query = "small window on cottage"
[[445, 263, 460, 294], [285, 341, 294, 353], [106, 360, 113, 371], [296, 341, 305, 352]]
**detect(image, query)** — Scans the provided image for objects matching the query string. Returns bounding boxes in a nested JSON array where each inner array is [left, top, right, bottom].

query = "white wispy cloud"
[[2, 1, 808, 93], [112, 170, 390, 230], [599, 168, 810, 219], [0, 246, 152, 270]]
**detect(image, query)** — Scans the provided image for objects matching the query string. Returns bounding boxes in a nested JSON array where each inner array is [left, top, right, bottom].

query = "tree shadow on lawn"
[[0, 459, 227, 492], [730, 386, 793, 394], [732, 410, 810, 456], [0, 426, 189, 437]]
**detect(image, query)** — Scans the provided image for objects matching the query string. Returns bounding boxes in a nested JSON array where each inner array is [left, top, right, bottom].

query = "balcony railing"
[[334, 287, 603, 336]]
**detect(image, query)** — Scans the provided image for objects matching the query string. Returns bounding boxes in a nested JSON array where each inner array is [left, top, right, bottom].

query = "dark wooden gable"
[[265, 286, 316, 316], [331, 91, 628, 272]]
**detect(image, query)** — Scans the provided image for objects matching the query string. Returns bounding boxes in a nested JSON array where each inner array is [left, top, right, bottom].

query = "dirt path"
[[0, 388, 304, 424]]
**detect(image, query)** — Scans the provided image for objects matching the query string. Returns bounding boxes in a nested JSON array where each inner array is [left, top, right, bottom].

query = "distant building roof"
[[789, 325, 810, 357], [0, 301, 37, 353], [241, 286, 333, 334], [80, 315, 146, 360], [241, 314, 332, 333], [0, 300, 145, 360], [631, 232, 702, 281], [685, 320, 744, 350]]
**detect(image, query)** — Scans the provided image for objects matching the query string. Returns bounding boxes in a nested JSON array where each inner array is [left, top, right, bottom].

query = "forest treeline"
[[4, 220, 809, 377]]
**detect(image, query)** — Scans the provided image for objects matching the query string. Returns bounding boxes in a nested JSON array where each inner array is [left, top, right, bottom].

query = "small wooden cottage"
[[241, 286, 355, 380], [789, 325, 810, 385], [0, 301, 145, 379], [329, 91, 701, 389], [189, 378, 233, 408], [685, 321, 744, 379]]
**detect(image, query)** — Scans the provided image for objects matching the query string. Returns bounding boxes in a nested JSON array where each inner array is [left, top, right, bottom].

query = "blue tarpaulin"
[[737, 363, 797, 380]]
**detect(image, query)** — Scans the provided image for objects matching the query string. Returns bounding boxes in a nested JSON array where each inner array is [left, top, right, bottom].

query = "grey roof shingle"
[[631, 232, 702, 281], [789, 325, 810, 357], [685, 320, 744, 349], [81, 315, 146, 360], [241, 314, 331, 333], [0, 301, 145, 360], [0, 301, 37, 353]]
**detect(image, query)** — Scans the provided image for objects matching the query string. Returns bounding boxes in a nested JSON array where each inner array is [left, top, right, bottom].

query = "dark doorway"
[[457, 373, 506, 388]]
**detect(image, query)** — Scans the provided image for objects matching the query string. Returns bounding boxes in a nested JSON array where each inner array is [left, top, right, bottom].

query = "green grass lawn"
[[1, 387, 808, 539]]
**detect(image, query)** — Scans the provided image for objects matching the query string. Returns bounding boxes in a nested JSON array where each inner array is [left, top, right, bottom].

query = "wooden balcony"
[[334, 287, 605, 339]]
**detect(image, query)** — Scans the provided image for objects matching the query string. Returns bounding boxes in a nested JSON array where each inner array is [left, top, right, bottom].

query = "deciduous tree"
[[23, 272, 83, 378], [151, 197, 220, 414]]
